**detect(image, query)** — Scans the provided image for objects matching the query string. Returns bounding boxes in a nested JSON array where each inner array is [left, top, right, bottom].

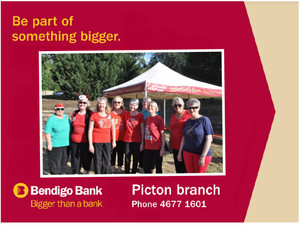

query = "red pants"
[[183, 151, 212, 173]]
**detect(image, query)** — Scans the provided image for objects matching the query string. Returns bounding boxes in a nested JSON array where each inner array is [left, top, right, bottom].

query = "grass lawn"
[[42, 142, 223, 175]]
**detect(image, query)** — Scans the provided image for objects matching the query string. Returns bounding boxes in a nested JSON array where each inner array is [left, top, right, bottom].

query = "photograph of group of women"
[[44, 95, 221, 175], [42, 51, 223, 176]]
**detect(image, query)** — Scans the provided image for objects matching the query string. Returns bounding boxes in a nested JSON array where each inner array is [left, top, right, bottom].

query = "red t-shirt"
[[111, 110, 126, 141], [90, 112, 113, 143], [144, 115, 165, 150], [70, 111, 91, 143], [123, 112, 145, 143], [170, 110, 192, 149]]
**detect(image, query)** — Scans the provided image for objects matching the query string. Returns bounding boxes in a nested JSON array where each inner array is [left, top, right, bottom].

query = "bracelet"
[[201, 155, 206, 157]]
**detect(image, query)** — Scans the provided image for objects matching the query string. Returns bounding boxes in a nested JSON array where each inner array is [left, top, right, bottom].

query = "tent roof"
[[103, 62, 222, 99]]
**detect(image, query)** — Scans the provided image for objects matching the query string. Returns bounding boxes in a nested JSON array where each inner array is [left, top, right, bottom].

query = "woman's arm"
[[111, 119, 116, 149], [160, 130, 165, 157], [199, 135, 213, 166], [177, 137, 185, 162], [45, 133, 52, 151], [168, 130, 173, 153], [88, 121, 95, 154], [140, 122, 144, 151]]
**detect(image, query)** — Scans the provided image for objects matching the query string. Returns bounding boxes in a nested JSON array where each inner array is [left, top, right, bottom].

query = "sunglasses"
[[174, 104, 182, 108], [79, 102, 87, 104], [56, 108, 64, 111], [114, 101, 121, 104], [188, 106, 199, 110]]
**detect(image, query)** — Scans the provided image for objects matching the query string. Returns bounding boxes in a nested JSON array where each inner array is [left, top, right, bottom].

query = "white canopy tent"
[[103, 62, 222, 100], [103, 62, 222, 125]]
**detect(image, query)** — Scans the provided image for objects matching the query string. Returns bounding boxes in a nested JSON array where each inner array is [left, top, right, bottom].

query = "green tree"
[[117, 53, 145, 83], [183, 52, 222, 86], [42, 54, 59, 91], [47, 53, 143, 100], [149, 52, 188, 73], [148, 52, 222, 86]]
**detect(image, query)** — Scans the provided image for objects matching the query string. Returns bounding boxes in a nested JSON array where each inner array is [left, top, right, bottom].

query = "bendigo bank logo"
[[13, 183, 29, 198]]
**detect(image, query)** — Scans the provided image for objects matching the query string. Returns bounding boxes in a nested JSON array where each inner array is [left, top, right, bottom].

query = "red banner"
[[103, 83, 145, 97], [147, 83, 222, 97]]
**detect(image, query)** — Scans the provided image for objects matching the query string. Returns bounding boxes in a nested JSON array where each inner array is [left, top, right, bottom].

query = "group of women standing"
[[44, 95, 214, 175], [170, 97, 214, 173]]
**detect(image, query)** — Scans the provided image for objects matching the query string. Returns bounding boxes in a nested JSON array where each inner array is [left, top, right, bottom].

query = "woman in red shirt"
[[88, 97, 116, 174], [70, 95, 93, 174], [123, 98, 145, 174], [144, 101, 165, 173], [169, 97, 191, 173], [110, 96, 127, 174]]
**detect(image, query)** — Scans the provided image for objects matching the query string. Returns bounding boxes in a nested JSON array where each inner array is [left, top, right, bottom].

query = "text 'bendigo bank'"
[[31, 186, 103, 197]]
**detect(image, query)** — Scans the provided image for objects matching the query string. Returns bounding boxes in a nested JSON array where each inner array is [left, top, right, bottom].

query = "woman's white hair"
[[186, 98, 201, 108], [143, 96, 152, 103], [172, 97, 184, 107], [77, 99, 90, 109], [130, 98, 139, 105]]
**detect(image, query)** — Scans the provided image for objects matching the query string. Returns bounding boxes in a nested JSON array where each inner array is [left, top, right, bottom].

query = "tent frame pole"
[[144, 81, 147, 97], [163, 99, 166, 126]]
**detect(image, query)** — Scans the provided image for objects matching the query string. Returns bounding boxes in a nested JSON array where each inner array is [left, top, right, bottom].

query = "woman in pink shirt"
[[88, 97, 116, 174], [70, 95, 93, 174], [144, 101, 165, 173], [169, 97, 191, 173], [110, 96, 127, 174], [123, 98, 145, 174]]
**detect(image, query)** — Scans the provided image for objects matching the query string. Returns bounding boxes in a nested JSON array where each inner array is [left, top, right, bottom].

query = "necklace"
[[98, 112, 107, 117], [113, 109, 122, 115], [130, 111, 138, 116], [176, 110, 185, 120]]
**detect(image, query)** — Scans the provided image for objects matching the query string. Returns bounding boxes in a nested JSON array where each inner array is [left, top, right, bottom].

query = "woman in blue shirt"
[[44, 103, 70, 175], [177, 98, 214, 173]]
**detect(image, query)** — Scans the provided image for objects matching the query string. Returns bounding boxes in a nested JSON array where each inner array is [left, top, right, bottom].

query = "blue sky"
[[144, 53, 151, 64]]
